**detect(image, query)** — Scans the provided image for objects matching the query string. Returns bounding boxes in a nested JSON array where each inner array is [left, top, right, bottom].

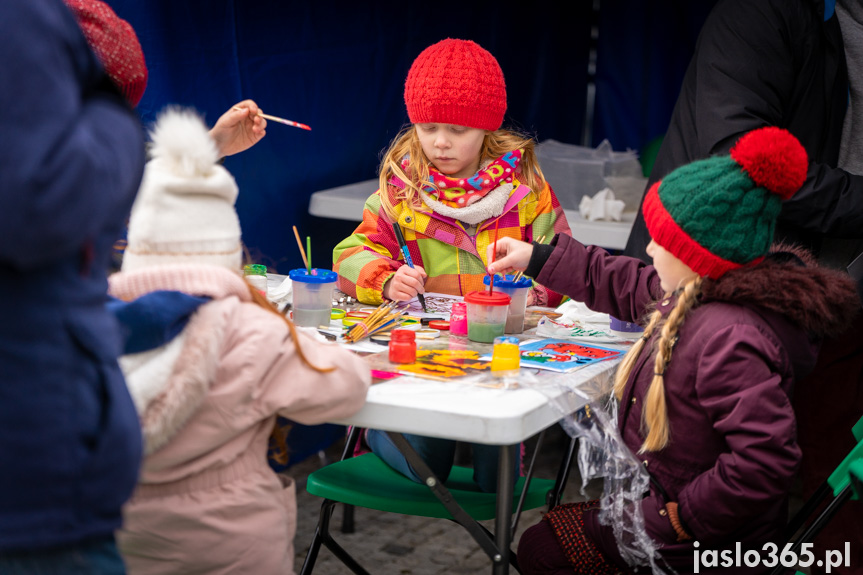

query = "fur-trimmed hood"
[[119, 299, 229, 455], [701, 243, 860, 337], [110, 264, 251, 454]]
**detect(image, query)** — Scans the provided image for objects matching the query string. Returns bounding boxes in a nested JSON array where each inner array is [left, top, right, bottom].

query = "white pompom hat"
[[122, 107, 243, 273]]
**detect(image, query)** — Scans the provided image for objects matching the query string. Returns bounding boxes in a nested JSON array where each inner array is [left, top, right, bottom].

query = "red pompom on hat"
[[404, 38, 506, 131], [64, 0, 148, 107], [642, 126, 808, 279], [730, 126, 808, 200]]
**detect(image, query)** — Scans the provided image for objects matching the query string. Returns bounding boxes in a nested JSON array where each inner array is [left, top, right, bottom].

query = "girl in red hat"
[[334, 38, 574, 494], [333, 38, 571, 310]]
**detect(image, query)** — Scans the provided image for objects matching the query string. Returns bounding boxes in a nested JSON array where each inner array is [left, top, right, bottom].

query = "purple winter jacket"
[[533, 234, 859, 574]]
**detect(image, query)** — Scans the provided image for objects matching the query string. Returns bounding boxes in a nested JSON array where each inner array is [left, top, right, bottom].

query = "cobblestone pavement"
[[290, 426, 599, 575]]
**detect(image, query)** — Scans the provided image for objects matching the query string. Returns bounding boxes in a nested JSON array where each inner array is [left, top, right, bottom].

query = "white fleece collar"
[[419, 182, 514, 225]]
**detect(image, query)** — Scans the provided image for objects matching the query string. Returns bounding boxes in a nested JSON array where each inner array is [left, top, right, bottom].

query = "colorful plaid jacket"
[[333, 176, 571, 305]]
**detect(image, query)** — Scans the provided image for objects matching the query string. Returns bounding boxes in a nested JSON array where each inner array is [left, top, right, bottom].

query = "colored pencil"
[[292, 225, 309, 271]]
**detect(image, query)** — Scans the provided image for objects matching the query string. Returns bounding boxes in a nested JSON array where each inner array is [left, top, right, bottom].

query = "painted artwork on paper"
[[509, 338, 622, 373], [397, 349, 491, 380], [405, 292, 463, 317]]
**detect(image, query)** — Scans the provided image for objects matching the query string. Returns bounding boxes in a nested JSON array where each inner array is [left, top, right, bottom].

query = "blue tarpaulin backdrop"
[[105, 0, 716, 466], [107, 0, 716, 275]]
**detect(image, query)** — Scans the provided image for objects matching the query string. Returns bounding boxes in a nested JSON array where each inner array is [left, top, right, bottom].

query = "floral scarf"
[[403, 149, 523, 209]]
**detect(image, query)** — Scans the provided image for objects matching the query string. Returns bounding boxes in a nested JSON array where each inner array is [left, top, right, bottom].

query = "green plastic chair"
[[307, 452, 554, 520], [769, 414, 863, 575], [299, 427, 567, 575]]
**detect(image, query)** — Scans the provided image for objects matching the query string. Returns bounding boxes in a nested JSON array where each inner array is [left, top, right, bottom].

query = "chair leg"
[[785, 481, 831, 539], [387, 431, 504, 561], [768, 485, 854, 575], [792, 485, 853, 551], [547, 433, 578, 510], [341, 503, 355, 533], [337, 427, 361, 536], [299, 499, 336, 575], [512, 429, 545, 534], [321, 537, 372, 575], [300, 498, 371, 575]]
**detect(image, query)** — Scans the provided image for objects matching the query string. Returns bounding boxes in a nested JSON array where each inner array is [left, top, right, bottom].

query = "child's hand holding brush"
[[486, 237, 535, 276], [382, 264, 427, 301]]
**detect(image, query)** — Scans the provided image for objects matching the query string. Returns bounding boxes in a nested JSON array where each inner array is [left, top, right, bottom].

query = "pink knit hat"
[[404, 38, 506, 131], [64, 0, 148, 107]]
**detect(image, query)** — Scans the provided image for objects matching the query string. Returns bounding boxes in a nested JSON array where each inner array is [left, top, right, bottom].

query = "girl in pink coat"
[[108, 108, 371, 575]]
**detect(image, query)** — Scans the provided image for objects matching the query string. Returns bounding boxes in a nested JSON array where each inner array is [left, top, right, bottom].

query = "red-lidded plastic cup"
[[464, 291, 511, 343]]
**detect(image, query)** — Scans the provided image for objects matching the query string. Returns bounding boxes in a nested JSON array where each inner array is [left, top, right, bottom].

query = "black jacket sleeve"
[[624, 0, 862, 260]]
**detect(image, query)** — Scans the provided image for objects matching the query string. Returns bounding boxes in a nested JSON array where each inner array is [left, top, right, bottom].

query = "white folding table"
[[325, 357, 622, 574]]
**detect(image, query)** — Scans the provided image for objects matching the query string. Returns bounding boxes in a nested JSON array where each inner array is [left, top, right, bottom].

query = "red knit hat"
[[64, 0, 148, 107], [404, 38, 506, 131]]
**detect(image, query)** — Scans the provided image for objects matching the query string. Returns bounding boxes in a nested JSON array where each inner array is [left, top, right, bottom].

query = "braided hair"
[[613, 276, 703, 452]]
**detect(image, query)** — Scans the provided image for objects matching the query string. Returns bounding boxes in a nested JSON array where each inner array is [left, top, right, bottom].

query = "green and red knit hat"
[[642, 127, 808, 279], [404, 38, 506, 131]]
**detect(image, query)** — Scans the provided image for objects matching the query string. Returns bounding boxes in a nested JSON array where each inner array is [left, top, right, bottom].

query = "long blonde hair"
[[378, 125, 547, 220], [612, 276, 703, 453]]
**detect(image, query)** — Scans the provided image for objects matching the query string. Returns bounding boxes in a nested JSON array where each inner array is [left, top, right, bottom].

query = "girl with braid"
[[488, 127, 860, 574]]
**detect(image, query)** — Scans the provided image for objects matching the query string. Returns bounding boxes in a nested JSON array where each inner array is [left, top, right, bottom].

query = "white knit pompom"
[[148, 107, 219, 178], [123, 106, 242, 273]]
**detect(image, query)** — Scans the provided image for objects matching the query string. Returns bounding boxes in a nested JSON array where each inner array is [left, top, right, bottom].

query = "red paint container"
[[388, 329, 417, 364]]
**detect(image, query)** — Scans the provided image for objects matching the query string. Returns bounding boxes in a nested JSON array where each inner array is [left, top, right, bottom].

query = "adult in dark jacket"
[[489, 128, 859, 574], [623, 1, 863, 569], [624, 0, 852, 259], [0, 0, 145, 572]]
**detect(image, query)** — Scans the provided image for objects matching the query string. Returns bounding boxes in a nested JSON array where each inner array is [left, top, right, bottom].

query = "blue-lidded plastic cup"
[[483, 274, 532, 333], [289, 269, 337, 328]]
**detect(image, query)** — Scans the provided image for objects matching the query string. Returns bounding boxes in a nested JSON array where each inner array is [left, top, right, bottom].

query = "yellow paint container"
[[490, 336, 520, 373]]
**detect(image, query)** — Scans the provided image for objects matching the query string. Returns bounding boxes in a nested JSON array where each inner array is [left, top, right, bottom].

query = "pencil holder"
[[483, 274, 532, 333], [289, 268, 337, 328]]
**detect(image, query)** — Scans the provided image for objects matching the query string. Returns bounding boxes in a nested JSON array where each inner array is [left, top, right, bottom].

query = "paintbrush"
[[345, 301, 394, 342], [233, 107, 311, 131], [489, 219, 501, 294], [391, 223, 427, 312], [345, 302, 409, 343]]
